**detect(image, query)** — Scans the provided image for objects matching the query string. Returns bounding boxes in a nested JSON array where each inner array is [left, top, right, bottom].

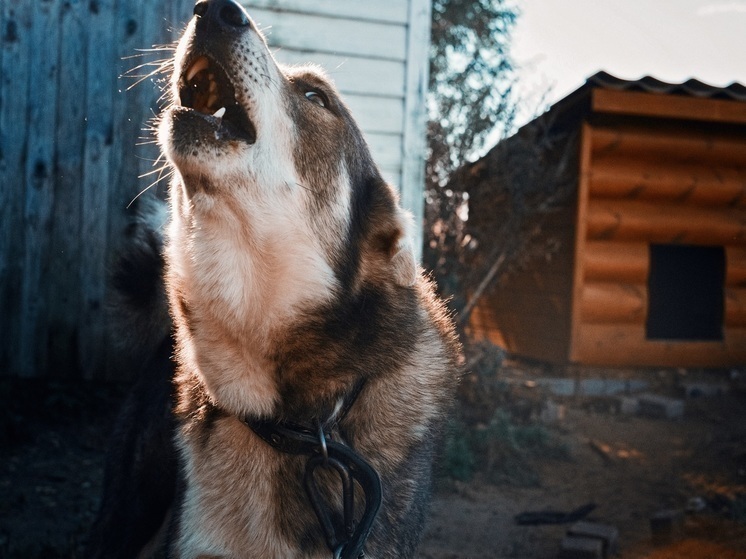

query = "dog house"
[[468, 72, 746, 368]]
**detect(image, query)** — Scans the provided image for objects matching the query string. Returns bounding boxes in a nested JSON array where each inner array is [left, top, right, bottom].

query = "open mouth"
[[178, 55, 257, 144]]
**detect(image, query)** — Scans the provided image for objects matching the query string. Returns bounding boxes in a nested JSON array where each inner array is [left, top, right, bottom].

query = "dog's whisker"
[[124, 59, 173, 72], [122, 56, 175, 91], [126, 169, 174, 209], [126, 68, 170, 91], [137, 165, 170, 179]]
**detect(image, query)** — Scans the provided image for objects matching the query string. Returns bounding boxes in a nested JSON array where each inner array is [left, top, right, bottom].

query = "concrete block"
[[619, 396, 640, 415], [537, 378, 576, 397], [568, 521, 619, 557], [579, 378, 648, 397], [627, 379, 649, 393], [540, 400, 566, 424], [637, 394, 684, 420], [559, 536, 603, 559], [579, 379, 608, 396], [681, 380, 729, 398]]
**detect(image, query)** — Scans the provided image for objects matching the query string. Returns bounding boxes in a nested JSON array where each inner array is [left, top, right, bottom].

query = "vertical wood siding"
[[242, 0, 431, 254], [0, 0, 431, 378], [0, 0, 193, 378]]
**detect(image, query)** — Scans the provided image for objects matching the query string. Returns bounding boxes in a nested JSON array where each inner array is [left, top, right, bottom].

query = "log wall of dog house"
[[569, 90, 746, 367]]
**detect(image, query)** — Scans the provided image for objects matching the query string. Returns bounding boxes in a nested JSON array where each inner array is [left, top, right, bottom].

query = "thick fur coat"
[[88, 1, 460, 557]]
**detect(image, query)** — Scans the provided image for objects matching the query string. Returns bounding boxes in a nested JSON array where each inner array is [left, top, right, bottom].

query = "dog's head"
[[159, 0, 417, 304]]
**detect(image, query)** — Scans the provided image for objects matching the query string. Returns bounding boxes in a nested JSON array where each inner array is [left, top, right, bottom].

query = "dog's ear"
[[361, 183, 418, 288], [390, 228, 417, 287], [381, 207, 417, 288]]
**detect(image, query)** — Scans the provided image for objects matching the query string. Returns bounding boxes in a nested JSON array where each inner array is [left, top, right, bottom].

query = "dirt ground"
[[1, 366, 745, 558]]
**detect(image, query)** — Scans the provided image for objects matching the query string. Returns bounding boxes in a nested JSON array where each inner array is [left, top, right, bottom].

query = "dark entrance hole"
[[646, 244, 725, 341]]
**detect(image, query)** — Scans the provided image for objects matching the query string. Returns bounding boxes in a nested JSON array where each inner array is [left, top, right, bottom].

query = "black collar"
[[241, 379, 381, 559]]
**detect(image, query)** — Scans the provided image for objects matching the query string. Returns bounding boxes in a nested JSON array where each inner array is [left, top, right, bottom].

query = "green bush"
[[439, 409, 569, 486]]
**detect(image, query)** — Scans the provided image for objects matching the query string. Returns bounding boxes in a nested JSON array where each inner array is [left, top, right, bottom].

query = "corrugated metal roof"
[[585, 70, 746, 102]]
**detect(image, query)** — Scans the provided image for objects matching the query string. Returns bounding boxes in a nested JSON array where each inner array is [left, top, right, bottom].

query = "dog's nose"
[[193, 0, 251, 29]]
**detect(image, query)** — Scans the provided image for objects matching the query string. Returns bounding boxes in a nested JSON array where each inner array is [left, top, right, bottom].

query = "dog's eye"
[[304, 90, 326, 108]]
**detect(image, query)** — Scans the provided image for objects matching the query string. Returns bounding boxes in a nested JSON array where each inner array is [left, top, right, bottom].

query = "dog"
[[87, 0, 460, 557]]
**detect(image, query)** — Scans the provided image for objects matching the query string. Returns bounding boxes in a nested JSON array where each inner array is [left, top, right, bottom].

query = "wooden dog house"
[[468, 72, 746, 368]]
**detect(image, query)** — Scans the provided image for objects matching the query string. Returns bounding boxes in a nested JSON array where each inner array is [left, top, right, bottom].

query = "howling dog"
[[87, 0, 460, 557]]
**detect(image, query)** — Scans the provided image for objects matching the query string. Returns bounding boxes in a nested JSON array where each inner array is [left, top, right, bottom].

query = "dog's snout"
[[193, 0, 251, 29]]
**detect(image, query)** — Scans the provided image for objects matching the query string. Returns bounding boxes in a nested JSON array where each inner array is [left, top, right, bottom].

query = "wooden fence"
[[0, 0, 193, 379]]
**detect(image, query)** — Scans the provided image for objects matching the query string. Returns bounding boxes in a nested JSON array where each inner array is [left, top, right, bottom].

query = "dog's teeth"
[[186, 56, 209, 82], [213, 107, 226, 118]]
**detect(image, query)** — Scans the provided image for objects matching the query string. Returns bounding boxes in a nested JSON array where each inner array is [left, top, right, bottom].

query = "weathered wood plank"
[[581, 282, 647, 325], [135, 0, 169, 189], [0, 1, 32, 375], [250, 8, 407, 61], [48, 0, 87, 376], [273, 49, 406, 98], [586, 199, 746, 245], [725, 288, 746, 327], [400, 0, 432, 257], [18, 0, 62, 377], [574, 323, 746, 367], [470, 306, 571, 363], [363, 131, 403, 174], [79, 0, 118, 379], [345, 93, 403, 134], [727, 246, 746, 287], [592, 88, 746, 126], [242, 0, 409, 24], [168, 0, 193, 42], [583, 241, 648, 283], [592, 124, 746, 165], [569, 124, 595, 363], [589, 158, 746, 208]]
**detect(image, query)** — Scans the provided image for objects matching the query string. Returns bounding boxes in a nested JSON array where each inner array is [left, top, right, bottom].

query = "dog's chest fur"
[[174, 381, 321, 558]]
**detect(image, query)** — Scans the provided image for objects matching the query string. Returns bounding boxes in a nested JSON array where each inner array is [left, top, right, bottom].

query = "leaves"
[[428, 0, 519, 180], [424, 0, 521, 313]]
